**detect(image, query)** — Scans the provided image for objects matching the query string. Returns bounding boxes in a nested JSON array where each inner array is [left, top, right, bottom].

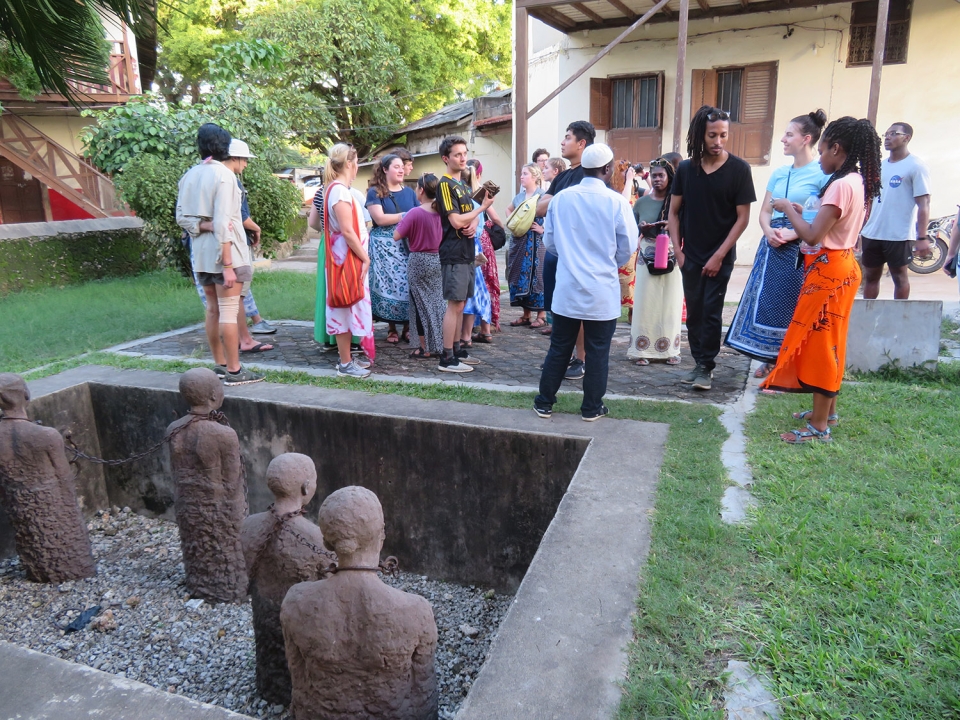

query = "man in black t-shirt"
[[435, 135, 494, 373], [668, 106, 756, 391]]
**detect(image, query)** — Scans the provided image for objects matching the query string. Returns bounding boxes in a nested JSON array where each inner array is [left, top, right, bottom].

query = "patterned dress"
[[507, 188, 546, 312]]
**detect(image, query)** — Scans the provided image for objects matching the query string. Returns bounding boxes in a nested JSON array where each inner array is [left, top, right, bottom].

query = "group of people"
[[178, 109, 925, 443]]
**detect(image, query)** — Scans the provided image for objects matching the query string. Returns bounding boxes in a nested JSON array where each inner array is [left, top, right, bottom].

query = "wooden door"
[[0, 157, 45, 223]]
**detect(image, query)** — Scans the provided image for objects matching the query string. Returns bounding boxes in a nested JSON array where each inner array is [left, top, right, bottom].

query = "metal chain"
[[64, 410, 231, 467]]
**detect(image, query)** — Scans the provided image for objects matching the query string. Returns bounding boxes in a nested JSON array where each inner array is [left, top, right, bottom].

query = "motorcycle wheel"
[[909, 238, 947, 274]]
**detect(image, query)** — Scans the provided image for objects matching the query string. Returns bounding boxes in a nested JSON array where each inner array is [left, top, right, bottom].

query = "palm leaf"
[[0, 0, 153, 101]]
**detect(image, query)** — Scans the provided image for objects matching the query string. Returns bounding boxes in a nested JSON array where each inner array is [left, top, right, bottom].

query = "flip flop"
[[510, 318, 532, 327], [666, 356, 682, 365], [386, 331, 400, 344], [635, 358, 650, 366], [240, 342, 274, 353]]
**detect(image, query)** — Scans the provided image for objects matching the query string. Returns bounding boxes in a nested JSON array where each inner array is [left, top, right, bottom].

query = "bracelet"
[[222, 264, 233, 269]]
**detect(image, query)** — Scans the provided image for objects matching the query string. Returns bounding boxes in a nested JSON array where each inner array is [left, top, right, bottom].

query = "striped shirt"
[[436, 174, 476, 265]]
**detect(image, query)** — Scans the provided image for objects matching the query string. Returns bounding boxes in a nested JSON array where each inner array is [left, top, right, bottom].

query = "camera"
[[631, 163, 644, 174]]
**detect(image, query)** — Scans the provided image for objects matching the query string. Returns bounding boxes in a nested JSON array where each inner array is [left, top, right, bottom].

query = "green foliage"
[[0, 225, 160, 295], [114, 153, 193, 274], [0, 38, 41, 99], [241, 159, 303, 257]]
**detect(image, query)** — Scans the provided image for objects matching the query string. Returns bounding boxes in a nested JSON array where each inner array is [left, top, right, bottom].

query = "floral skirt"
[[507, 225, 545, 312], [369, 224, 409, 323]]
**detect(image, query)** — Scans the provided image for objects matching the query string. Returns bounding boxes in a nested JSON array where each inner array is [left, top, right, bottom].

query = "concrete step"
[[0, 641, 252, 719]]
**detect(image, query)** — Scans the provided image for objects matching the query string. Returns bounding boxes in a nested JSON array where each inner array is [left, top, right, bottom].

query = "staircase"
[[0, 112, 129, 219]]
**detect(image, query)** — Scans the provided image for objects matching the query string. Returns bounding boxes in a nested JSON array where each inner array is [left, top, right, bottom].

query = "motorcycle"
[[908, 215, 953, 274]]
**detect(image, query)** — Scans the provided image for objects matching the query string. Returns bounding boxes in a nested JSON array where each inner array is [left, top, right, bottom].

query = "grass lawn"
[[0, 270, 317, 374], [740, 379, 960, 719]]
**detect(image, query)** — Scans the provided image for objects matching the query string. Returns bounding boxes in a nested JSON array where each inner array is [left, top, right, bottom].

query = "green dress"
[[313, 185, 358, 347]]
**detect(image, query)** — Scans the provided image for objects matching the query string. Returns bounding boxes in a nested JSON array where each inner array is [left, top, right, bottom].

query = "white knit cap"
[[580, 143, 614, 169]]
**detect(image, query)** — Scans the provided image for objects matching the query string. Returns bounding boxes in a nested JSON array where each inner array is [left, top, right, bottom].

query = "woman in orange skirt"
[[763, 117, 883, 443]]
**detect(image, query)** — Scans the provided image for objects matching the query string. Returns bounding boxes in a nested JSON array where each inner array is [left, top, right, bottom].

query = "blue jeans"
[[536, 312, 617, 416]]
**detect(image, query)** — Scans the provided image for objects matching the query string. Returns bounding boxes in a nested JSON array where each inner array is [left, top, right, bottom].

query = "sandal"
[[529, 319, 546, 329], [386, 331, 400, 344], [510, 317, 532, 327], [410, 348, 433, 359], [781, 423, 832, 444], [473, 333, 493, 343], [635, 359, 650, 366], [400, 330, 410, 344], [540, 326, 552, 336], [459, 340, 473, 349], [666, 356, 681, 365], [792, 410, 839, 427], [754, 363, 772, 378]]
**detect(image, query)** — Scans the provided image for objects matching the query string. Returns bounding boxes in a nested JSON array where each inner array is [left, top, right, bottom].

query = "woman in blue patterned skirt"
[[725, 110, 830, 377]]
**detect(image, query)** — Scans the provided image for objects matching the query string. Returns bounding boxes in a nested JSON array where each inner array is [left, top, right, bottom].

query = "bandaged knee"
[[217, 294, 241, 325]]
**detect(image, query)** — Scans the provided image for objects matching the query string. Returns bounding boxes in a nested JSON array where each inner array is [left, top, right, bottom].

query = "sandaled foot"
[[540, 326, 552, 336], [510, 317, 531, 327], [529, 318, 546, 328], [410, 348, 433, 359], [781, 423, 832, 444], [792, 410, 839, 427], [400, 331, 410, 344], [240, 342, 274, 353], [635, 358, 650, 366], [473, 333, 493, 343], [386, 331, 400, 344], [754, 363, 772, 378], [666, 355, 681, 365]]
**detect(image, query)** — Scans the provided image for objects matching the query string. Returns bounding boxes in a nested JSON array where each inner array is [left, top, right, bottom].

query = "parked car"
[[302, 176, 323, 206]]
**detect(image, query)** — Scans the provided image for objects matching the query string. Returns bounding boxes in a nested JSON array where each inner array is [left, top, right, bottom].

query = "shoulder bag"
[[505, 193, 538, 237], [640, 197, 675, 276], [325, 181, 366, 308]]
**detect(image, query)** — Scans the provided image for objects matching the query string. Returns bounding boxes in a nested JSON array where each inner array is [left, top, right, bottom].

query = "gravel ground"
[[0, 508, 512, 719]]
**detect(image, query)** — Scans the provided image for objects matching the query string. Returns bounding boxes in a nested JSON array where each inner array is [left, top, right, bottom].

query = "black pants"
[[536, 312, 617, 416], [680, 260, 733, 372]]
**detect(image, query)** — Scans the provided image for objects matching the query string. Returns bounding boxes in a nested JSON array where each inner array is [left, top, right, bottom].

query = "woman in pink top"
[[395, 173, 445, 358], [764, 117, 883, 443]]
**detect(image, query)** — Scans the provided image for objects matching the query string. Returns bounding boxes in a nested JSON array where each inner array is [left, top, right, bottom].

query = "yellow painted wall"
[[15, 115, 95, 158], [528, 0, 960, 262]]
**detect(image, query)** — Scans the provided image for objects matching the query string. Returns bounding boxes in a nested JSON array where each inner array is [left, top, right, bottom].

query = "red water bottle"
[[654, 232, 670, 270]]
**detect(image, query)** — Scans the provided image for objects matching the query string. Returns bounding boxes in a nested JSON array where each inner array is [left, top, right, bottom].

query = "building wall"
[[528, 0, 960, 263], [14, 116, 95, 158]]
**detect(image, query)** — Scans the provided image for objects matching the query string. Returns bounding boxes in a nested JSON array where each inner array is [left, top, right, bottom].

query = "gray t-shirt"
[[861, 154, 931, 241]]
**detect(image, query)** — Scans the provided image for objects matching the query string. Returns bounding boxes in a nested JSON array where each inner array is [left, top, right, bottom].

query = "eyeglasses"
[[884, 131, 908, 137], [649, 159, 670, 168], [707, 109, 731, 121]]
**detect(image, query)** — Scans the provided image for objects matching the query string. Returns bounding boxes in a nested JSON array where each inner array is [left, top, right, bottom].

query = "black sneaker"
[[534, 404, 552, 419], [691, 367, 713, 391], [680, 364, 703, 384], [456, 348, 481, 365], [565, 359, 585, 380], [582, 405, 609, 422], [438, 355, 474, 373]]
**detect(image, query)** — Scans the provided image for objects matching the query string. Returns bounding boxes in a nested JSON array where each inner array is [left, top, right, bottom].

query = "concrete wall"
[[528, 0, 960, 264], [81, 382, 585, 592], [847, 298, 942, 371]]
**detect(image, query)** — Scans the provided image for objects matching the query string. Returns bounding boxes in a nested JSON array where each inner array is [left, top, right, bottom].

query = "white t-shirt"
[[861, 154, 931, 241]]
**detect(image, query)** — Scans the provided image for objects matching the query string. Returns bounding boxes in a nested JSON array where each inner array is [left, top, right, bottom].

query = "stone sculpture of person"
[[0, 373, 95, 582], [165, 368, 247, 603], [281, 486, 438, 720], [241, 452, 337, 706]]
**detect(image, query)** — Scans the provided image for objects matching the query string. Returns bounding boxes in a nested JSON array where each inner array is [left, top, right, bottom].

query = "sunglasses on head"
[[707, 109, 730, 121], [649, 159, 670, 168]]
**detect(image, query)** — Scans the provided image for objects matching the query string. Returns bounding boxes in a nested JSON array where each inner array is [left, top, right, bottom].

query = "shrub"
[[243, 159, 302, 257]]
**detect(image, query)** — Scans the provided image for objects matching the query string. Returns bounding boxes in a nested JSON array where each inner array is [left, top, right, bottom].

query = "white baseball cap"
[[228, 139, 256, 159], [580, 143, 614, 169]]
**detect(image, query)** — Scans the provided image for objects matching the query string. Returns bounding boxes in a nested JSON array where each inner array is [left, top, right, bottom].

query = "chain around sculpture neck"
[[331, 556, 400, 578]]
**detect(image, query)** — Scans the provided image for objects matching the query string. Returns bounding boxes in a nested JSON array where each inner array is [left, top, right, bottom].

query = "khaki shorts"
[[197, 265, 253, 295], [441, 263, 476, 302]]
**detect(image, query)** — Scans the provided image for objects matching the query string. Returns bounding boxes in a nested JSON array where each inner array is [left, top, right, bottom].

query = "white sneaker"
[[337, 361, 371, 378], [438, 356, 474, 373], [353, 357, 371, 370]]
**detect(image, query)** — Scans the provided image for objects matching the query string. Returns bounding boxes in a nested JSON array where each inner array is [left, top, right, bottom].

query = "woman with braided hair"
[[762, 116, 883, 443]]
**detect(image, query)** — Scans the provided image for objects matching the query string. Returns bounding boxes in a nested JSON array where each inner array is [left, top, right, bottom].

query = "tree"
[[0, 0, 152, 100]]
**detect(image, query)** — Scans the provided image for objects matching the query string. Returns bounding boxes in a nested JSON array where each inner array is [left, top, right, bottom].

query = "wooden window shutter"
[[734, 62, 778, 165], [590, 78, 612, 131], [689, 68, 718, 118]]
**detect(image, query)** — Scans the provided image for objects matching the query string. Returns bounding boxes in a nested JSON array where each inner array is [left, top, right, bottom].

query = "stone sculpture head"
[[267, 453, 317, 509], [318, 486, 385, 562], [179, 368, 224, 414], [0, 373, 29, 415]]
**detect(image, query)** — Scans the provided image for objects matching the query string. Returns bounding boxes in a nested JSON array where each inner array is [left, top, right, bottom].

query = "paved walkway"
[[115, 301, 751, 405]]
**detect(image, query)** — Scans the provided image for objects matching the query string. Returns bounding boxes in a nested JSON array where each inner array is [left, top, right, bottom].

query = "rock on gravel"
[[0, 508, 512, 719]]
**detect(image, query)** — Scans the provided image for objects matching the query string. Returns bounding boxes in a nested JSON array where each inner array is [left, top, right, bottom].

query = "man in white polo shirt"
[[533, 143, 638, 421], [860, 121, 931, 299]]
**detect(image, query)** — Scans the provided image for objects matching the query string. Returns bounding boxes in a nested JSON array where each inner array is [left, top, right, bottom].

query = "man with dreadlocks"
[[669, 106, 756, 391], [764, 117, 883, 443]]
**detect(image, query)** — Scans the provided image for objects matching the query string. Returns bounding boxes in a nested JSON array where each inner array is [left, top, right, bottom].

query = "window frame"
[[846, 0, 912, 67]]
